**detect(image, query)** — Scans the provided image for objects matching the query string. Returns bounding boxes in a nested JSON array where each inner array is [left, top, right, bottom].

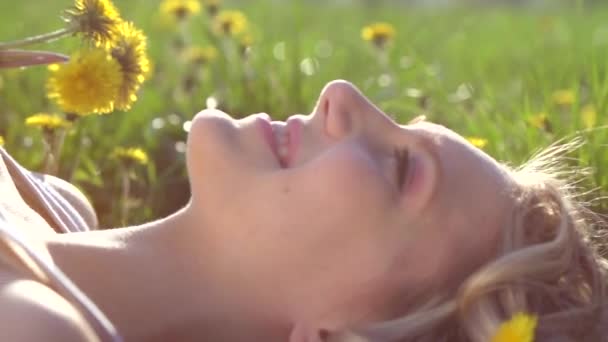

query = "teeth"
[[278, 132, 288, 146], [273, 126, 290, 162], [278, 145, 289, 159], [273, 128, 282, 142]]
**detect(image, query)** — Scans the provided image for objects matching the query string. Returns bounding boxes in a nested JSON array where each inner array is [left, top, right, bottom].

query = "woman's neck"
[[44, 204, 291, 341]]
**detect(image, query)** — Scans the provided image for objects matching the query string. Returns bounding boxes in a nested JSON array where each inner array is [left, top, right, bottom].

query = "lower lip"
[[257, 119, 282, 166]]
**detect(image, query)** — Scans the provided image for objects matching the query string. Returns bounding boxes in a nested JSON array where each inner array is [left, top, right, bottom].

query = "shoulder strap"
[[0, 209, 123, 342], [0, 148, 88, 233]]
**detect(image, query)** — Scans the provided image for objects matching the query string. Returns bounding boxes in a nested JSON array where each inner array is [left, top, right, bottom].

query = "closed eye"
[[393, 147, 410, 189]]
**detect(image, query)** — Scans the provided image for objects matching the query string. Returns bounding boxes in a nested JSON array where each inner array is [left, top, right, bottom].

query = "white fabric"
[[0, 148, 123, 341], [0, 148, 88, 233]]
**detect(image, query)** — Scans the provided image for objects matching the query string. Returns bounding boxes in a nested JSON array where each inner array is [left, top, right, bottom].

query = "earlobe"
[[289, 324, 371, 342], [288, 321, 327, 342]]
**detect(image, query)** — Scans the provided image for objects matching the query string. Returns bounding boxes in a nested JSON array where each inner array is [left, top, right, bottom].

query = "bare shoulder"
[[0, 270, 99, 342]]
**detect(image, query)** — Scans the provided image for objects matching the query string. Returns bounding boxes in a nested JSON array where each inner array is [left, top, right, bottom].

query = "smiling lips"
[[258, 117, 301, 168]]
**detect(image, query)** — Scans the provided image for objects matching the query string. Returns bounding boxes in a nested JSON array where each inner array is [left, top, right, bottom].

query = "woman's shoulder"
[[0, 211, 120, 342], [0, 270, 100, 342]]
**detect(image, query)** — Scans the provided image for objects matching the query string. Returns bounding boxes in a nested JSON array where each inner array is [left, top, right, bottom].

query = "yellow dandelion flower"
[[202, 0, 220, 16], [47, 47, 122, 116], [527, 112, 553, 133], [238, 33, 254, 57], [160, 0, 201, 21], [239, 33, 253, 48], [215, 10, 248, 36], [112, 146, 149, 166], [491, 312, 538, 342], [110, 21, 150, 111], [64, 0, 123, 46], [528, 112, 547, 129], [182, 46, 218, 66], [581, 104, 597, 129], [25, 113, 72, 131], [466, 136, 488, 149], [552, 89, 576, 106], [0, 136, 4, 146], [361, 22, 396, 48]]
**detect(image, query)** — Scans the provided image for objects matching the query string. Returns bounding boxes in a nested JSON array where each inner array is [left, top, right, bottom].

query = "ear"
[[288, 321, 328, 342], [289, 323, 371, 342], [522, 188, 561, 246]]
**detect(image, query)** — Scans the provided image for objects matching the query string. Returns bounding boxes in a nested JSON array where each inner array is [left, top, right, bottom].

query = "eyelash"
[[393, 147, 410, 189], [391, 115, 424, 188]]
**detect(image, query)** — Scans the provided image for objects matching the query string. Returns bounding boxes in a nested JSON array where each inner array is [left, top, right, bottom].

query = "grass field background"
[[1, 0, 607, 227]]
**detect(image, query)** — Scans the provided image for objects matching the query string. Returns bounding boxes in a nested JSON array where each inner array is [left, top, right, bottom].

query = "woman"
[[0, 79, 607, 342]]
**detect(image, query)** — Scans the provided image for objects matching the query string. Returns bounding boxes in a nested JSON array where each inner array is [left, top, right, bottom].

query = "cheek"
[[298, 147, 393, 225], [274, 147, 398, 262], [270, 151, 405, 310]]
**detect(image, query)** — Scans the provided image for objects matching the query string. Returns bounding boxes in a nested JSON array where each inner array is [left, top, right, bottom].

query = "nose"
[[316, 80, 380, 140]]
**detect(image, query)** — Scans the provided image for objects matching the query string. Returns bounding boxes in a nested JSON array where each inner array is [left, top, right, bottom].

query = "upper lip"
[[257, 117, 281, 166], [283, 117, 302, 168]]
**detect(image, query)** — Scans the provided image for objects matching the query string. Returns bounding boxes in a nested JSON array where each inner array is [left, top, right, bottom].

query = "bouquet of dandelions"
[[0, 0, 150, 225]]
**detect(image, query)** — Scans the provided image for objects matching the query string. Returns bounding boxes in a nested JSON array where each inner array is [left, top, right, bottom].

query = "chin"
[[189, 109, 238, 148], [187, 110, 237, 190]]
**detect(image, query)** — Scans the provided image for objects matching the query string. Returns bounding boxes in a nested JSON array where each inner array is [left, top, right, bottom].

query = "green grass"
[[1, 0, 607, 226]]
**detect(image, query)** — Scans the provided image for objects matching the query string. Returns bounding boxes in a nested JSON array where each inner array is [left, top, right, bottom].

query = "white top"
[[0, 147, 123, 342]]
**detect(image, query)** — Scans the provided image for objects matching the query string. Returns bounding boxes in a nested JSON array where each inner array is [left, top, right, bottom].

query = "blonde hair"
[[324, 139, 608, 342]]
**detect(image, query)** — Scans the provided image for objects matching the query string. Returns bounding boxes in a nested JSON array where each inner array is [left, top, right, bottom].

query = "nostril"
[[317, 80, 360, 139], [324, 103, 352, 140], [322, 98, 330, 134]]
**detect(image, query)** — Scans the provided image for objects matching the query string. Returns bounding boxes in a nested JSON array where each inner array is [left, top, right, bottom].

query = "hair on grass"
[[320, 138, 608, 342]]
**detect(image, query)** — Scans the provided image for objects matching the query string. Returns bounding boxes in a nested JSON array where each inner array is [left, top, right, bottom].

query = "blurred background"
[[1, 0, 607, 227]]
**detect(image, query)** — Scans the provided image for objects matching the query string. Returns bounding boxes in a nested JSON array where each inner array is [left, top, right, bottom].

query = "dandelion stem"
[[42, 128, 67, 176], [51, 128, 67, 175], [41, 132, 54, 175], [120, 167, 131, 226], [0, 27, 77, 49], [66, 126, 85, 184]]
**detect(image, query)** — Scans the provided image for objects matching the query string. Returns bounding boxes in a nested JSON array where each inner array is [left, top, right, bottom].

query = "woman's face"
[[186, 80, 516, 325]]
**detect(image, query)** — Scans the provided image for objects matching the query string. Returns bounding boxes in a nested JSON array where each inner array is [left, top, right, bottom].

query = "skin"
[[3, 80, 517, 341]]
